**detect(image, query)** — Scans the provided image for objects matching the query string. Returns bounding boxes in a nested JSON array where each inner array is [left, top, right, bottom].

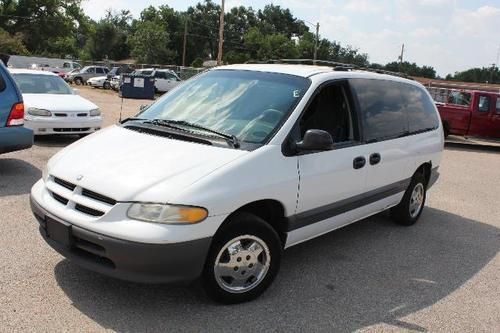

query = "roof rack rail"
[[245, 58, 412, 79]]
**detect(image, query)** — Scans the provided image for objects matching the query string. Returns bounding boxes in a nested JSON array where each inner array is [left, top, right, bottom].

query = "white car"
[[30, 64, 443, 303], [133, 68, 181, 92], [10, 69, 102, 135], [87, 76, 111, 89]]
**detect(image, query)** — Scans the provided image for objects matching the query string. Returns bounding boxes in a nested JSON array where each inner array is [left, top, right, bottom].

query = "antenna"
[[119, 95, 124, 123]]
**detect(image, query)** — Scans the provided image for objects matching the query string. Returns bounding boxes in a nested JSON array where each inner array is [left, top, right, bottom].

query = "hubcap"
[[409, 183, 425, 218], [214, 235, 271, 294]]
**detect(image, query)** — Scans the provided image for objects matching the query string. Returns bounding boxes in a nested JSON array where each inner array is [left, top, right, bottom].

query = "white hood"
[[23, 93, 98, 112], [48, 125, 248, 202]]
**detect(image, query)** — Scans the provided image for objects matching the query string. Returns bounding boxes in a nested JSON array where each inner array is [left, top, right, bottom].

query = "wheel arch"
[[415, 161, 432, 188], [218, 199, 288, 247]]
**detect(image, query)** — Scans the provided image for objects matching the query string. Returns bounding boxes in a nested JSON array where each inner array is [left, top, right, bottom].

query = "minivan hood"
[[23, 94, 98, 112], [48, 125, 249, 202]]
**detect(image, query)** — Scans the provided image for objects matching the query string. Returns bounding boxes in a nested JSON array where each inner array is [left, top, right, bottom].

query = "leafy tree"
[[130, 20, 175, 64], [446, 67, 499, 83], [0, 28, 28, 55]]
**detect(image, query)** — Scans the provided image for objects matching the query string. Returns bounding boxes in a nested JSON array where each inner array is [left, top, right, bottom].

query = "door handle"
[[369, 153, 381, 165], [353, 156, 366, 169]]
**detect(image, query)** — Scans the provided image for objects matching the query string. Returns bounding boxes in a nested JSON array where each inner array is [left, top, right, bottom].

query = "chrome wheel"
[[409, 183, 424, 218], [214, 235, 271, 294]]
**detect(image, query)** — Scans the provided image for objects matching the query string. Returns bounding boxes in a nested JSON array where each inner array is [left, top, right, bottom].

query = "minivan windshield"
[[12, 74, 73, 95], [135, 70, 310, 144]]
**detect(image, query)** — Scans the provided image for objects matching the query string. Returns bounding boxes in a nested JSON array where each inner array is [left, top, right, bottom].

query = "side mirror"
[[296, 129, 334, 151]]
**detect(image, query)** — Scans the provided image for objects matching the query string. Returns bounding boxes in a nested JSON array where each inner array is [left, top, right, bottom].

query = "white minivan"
[[31, 64, 443, 303]]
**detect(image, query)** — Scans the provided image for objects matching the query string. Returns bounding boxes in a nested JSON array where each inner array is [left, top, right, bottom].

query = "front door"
[[469, 94, 494, 138], [287, 81, 370, 247]]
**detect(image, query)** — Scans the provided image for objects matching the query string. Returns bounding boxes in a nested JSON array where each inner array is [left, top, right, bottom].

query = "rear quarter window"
[[349, 79, 408, 142], [401, 84, 439, 133]]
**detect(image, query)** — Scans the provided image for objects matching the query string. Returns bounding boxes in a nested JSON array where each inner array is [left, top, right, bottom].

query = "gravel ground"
[[0, 87, 499, 332]]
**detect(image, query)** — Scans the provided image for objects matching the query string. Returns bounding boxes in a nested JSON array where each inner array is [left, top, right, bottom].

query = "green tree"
[[0, 28, 28, 54], [130, 20, 175, 64]]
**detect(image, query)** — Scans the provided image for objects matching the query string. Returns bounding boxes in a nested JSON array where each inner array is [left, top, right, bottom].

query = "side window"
[[165, 73, 178, 80], [96, 68, 104, 74], [496, 98, 500, 114], [299, 83, 356, 143], [477, 96, 490, 112], [155, 71, 167, 79], [402, 84, 439, 133], [350, 79, 408, 142], [87, 67, 95, 74], [62, 62, 70, 68]]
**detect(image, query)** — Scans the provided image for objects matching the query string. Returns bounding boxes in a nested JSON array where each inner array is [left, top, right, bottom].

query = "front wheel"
[[201, 212, 282, 304], [74, 77, 83, 85], [103, 81, 111, 90], [391, 172, 427, 226]]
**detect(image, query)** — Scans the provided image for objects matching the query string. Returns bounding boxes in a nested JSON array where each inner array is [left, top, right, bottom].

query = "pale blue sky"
[[81, 0, 500, 76]]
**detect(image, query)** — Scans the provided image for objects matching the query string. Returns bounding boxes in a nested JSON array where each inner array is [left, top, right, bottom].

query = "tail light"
[[6, 102, 24, 126]]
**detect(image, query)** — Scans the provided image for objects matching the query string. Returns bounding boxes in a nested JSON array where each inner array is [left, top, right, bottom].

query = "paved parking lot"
[[1, 87, 499, 332]]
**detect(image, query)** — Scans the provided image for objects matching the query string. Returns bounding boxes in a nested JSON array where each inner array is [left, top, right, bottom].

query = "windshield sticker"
[[293, 90, 301, 98]]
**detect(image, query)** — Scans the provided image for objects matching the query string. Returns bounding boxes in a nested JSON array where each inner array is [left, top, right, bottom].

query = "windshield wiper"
[[148, 119, 240, 148], [120, 117, 149, 124]]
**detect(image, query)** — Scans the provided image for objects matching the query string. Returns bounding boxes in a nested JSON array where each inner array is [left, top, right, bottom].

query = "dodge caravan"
[[31, 64, 443, 303]]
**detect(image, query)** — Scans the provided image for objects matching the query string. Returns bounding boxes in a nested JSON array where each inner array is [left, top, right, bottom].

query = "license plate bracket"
[[46, 217, 73, 247]]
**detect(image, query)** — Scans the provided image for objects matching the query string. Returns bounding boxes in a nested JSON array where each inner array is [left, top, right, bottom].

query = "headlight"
[[89, 108, 101, 116], [27, 108, 51, 117], [127, 203, 208, 224]]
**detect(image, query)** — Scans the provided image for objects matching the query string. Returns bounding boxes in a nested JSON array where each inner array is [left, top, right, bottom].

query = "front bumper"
[[31, 196, 212, 284], [24, 116, 102, 135]]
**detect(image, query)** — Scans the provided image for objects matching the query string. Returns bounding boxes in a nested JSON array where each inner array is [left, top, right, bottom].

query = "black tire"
[[103, 81, 111, 90], [74, 77, 83, 85], [201, 212, 282, 304], [391, 171, 427, 226]]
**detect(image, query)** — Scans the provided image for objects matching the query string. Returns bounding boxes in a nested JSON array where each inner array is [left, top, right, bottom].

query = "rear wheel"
[[74, 77, 83, 85], [201, 212, 282, 304], [391, 172, 427, 226]]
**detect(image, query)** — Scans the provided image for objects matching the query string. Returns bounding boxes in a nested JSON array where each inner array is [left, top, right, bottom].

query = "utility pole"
[[399, 43, 405, 72], [182, 18, 188, 67], [313, 22, 320, 63], [216, 0, 225, 65]]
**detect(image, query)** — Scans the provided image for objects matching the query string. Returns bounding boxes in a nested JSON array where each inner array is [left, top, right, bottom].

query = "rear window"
[[402, 84, 440, 133], [349, 79, 407, 142]]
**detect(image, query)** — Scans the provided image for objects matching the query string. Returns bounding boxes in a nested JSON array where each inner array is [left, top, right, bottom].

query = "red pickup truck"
[[428, 88, 500, 139]]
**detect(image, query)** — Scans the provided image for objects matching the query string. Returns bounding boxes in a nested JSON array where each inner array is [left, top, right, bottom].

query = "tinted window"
[[87, 67, 95, 74], [402, 84, 439, 133], [350, 79, 407, 142], [477, 96, 490, 112], [155, 71, 167, 79], [96, 68, 104, 74]]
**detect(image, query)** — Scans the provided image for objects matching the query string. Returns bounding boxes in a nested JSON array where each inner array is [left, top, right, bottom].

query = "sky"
[[81, 0, 500, 76]]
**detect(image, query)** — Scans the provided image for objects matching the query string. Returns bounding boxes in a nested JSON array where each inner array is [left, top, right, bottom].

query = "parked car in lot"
[[428, 87, 500, 139], [10, 69, 102, 136], [87, 76, 111, 89], [31, 64, 443, 303], [132, 68, 181, 92], [67, 66, 109, 85], [0, 62, 33, 154]]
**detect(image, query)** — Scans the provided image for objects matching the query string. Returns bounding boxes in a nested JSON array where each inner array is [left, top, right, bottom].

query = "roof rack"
[[245, 58, 412, 79]]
